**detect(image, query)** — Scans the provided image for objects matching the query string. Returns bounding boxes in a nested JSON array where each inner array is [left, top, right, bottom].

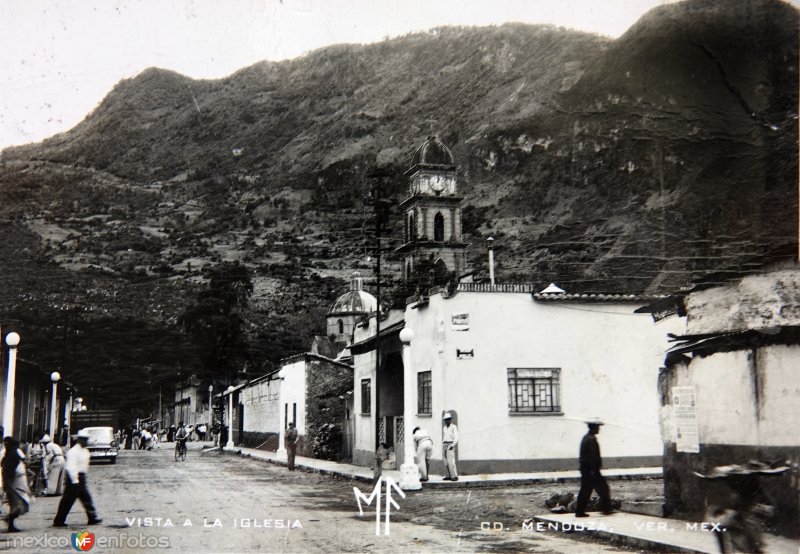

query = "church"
[[349, 135, 685, 474]]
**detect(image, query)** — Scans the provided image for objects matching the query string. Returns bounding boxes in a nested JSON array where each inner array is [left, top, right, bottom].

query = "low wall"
[[240, 431, 279, 450]]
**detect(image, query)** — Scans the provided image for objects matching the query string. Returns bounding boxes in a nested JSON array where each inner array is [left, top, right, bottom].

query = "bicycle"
[[174, 438, 187, 462], [695, 460, 789, 554]]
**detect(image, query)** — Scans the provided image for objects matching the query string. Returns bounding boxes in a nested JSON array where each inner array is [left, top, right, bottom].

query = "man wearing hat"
[[575, 417, 612, 517], [441, 412, 459, 481], [53, 429, 102, 527], [40, 434, 65, 496]]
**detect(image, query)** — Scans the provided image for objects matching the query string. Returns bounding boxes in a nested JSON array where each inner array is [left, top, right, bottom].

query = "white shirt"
[[413, 428, 432, 445], [43, 442, 64, 471], [64, 442, 91, 482], [442, 422, 459, 447]]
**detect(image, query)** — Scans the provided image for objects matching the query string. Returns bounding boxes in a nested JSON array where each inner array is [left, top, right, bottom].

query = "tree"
[[179, 261, 254, 385]]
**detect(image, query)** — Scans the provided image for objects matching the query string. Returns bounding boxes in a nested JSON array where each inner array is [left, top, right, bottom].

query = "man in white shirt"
[[52, 429, 102, 527], [442, 412, 459, 481], [412, 427, 433, 481], [40, 434, 65, 496]]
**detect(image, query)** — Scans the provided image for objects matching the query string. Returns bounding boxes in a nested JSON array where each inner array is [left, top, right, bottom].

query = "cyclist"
[[174, 422, 188, 460]]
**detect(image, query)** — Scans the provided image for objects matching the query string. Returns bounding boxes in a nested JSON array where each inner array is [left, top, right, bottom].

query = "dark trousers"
[[54, 475, 98, 524], [287, 444, 297, 471], [575, 469, 611, 514]]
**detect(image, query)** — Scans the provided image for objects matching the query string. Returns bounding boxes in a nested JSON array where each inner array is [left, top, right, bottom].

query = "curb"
[[220, 449, 662, 489], [222, 448, 374, 483]]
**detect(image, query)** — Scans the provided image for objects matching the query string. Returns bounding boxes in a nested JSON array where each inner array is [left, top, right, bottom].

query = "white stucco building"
[[235, 352, 352, 459], [351, 284, 684, 473]]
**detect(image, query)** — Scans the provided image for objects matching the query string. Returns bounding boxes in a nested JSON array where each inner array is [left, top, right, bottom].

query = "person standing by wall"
[[1, 437, 32, 532], [575, 417, 613, 517], [40, 434, 65, 496], [285, 423, 299, 471], [441, 413, 459, 481], [52, 429, 102, 527], [412, 426, 434, 482]]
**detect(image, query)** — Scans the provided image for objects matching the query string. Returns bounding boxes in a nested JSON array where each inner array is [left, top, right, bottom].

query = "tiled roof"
[[533, 292, 650, 303]]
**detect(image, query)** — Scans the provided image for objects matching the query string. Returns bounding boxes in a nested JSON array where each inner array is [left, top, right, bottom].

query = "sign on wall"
[[671, 386, 700, 453], [451, 313, 469, 331]]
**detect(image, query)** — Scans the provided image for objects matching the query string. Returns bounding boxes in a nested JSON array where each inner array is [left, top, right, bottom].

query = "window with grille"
[[361, 379, 371, 414], [507, 368, 561, 413], [417, 371, 432, 414]]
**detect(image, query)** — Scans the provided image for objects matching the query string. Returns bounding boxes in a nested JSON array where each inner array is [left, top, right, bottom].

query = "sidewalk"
[[219, 444, 661, 487], [531, 512, 797, 554]]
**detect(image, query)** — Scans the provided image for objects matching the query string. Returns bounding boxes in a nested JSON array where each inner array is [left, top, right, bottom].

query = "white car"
[[82, 426, 119, 464]]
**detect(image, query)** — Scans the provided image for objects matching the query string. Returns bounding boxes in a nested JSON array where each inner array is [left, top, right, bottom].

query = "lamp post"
[[225, 385, 235, 448], [276, 368, 288, 460], [2, 332, 20, 438], [398, 327, 421, 490], [49, 371, 61, 437], [75, 397, 83, 412], [65, 387, 73, 447]]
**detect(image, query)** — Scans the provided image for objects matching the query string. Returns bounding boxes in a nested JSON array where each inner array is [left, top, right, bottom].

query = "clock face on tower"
[[431, 175, 445, 193]]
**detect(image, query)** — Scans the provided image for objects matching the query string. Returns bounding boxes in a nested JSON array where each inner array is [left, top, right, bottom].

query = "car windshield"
[[85, 428, 113, 441]]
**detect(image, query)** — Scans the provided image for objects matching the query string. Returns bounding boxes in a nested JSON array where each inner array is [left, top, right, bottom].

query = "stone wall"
[[305, 357, 352, 461]]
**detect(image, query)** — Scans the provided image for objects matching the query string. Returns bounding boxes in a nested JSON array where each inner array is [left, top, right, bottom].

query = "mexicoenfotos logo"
[[71, 530, 95, 551]]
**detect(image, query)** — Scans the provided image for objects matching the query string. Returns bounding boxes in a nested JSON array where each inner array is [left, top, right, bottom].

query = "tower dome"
[[327, 272, 377, 348], [409, 135, 455, 170], [328, 272, 377, 315]]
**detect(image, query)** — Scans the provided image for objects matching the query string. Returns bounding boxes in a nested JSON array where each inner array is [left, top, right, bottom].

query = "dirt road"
[[1, 443, 647, 553]]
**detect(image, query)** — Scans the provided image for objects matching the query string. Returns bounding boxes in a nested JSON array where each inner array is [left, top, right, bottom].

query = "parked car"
[[81, 426, 118, 464]]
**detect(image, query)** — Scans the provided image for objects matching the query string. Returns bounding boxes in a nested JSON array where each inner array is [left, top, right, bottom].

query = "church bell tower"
[[395, 136, 468, 287]]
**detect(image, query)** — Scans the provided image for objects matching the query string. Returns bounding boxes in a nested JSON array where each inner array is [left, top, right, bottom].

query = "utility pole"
[[367, 169, 393, 453]]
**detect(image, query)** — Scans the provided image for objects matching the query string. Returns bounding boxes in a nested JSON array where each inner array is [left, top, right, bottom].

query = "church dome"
[[328, 272, 377, 315], [410, 135, 456, 169]]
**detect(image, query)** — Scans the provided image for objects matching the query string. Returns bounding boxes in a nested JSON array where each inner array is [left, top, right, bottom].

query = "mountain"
[[0, 0, 796, 419]]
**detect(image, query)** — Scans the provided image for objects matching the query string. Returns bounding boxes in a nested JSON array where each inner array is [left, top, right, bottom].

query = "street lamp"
[[398, 327, 421, 491], [75, 397, 83, 412], [65, 387, 74, 447], [276, 368, 288, 460], [225, 385, 235, 448], [2, 332, 20, 438], [49, 371, 61, 437]]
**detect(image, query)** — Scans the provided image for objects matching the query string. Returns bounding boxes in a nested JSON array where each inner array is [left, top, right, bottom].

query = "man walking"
[[285, 423, 299, 471], [53, 429, 102, 527], [575, 417, 613, 517], [412, 426, 433, 481], [441, 412, 458, 481]]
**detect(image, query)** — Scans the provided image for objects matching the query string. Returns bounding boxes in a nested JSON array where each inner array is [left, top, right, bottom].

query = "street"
[[1, 443, 635, 553]]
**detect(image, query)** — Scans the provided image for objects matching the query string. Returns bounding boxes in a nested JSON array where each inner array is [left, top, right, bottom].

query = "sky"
[[0, 0, 783, 150]]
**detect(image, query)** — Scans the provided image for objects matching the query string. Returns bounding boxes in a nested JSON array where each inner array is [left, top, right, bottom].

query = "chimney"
[[487, 237, 495, 286]]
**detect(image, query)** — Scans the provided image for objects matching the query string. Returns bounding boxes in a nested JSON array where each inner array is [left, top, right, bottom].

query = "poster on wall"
[[671, 386, 700, 453], [451, 313, 470, 331]]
